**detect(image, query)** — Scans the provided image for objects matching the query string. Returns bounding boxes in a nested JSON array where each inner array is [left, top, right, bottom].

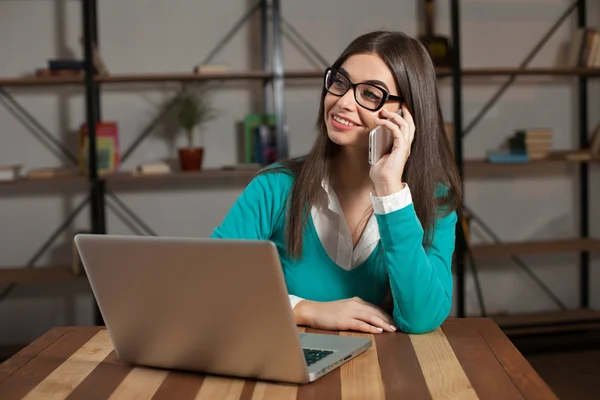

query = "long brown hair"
[[263, 30, 461, 260]]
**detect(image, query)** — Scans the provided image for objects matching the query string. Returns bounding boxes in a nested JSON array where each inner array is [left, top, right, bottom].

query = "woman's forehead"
[[339, 54, 396, 90]]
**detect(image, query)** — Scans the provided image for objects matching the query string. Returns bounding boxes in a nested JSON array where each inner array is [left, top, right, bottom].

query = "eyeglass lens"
[[325, 69, 385, 110]]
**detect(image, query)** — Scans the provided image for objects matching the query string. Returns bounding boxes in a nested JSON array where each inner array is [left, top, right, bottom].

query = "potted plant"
[[173, 84, 216, 171]]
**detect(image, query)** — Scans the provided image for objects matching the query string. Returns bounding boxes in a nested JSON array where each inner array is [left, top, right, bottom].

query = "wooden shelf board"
[[0, 76, 83, 87], [491, 309, 600, 335], [104, 167, 260, 183], [2, 156, 593, 188], [0, 266, 84, 284], [283, 70, 324, 79], [96, 71, 271, 84], [2, 67, 600, 87], [463, 155, 600, 176], [438, 67, 600, 77], [101, 156, 599, 185], [471, 238, 600, 261], [0, 175, 86, 187], [95, 68, 600, 83]]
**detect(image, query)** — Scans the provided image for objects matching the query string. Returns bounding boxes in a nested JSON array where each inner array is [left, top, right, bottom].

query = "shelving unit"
[[0, 0, 598, 335], [453, 0, 600, 335]]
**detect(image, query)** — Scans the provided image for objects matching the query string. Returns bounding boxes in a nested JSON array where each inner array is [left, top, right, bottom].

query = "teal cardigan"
[[210, 168, 457, 334]]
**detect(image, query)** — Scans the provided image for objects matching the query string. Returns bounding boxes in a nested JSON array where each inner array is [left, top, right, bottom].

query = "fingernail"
[[376, 327, 383, 333], [390, 325, 397, 331]]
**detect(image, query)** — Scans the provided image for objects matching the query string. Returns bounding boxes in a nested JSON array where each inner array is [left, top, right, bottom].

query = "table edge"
[[0, 326, 103, 384], [455, 318, 559, 399]]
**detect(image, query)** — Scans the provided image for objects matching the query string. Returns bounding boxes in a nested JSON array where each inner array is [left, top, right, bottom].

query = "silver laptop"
[[74, 234, 371, 384]]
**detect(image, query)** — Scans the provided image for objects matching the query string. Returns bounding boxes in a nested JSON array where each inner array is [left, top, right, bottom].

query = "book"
[[0, 165, 21, 181], [486, 151, 529, 164], [136, 161, 171, 175], [510, 129, 552, 160], [253, 124, 278, 165], [243, 114, 276, 163], [78, 122, 120, 175], [26, 167, 74, 179], [193, 64, 229, 74]]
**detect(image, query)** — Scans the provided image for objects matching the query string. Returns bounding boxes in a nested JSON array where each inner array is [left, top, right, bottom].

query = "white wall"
[[0, 0, 598, 346]]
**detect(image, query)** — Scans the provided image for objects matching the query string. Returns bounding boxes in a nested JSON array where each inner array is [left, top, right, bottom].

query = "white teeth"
[[333, 115, 355, 126]]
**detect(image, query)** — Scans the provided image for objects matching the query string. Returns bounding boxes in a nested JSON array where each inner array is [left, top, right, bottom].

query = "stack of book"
[[486, 129, 552, 163], [509, 129, 552, 160]]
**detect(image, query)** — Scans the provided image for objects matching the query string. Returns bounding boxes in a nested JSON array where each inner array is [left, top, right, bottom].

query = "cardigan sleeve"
[[375, 203, 457, 334]]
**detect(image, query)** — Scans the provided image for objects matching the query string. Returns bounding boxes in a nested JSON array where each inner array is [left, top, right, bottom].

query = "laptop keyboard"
[[303, 348, 334, 366]]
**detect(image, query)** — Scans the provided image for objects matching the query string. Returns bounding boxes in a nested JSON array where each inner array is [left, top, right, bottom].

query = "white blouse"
[[288, 178, 413, 309]]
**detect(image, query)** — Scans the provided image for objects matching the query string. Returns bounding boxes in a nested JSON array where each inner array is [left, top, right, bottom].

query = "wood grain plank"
[[476, 319, 559, 400], [340, 332, 385, 400], [410, 327, 479, 399], [296, 328, 341, 400], [196, 376, 245, 400], [151, 371, 205, 400], [65, 351, 133, 400], [0, 327, 70, 384], [247, 326, 310, 400], [442, 320, 524, 400], [251, 381, 297, 400], [0, 328, 99, 400], [239, 381, 257, 400], [22, 330, 113, 400], [107, 366, 169, 399], [375, 332, 432, 399]]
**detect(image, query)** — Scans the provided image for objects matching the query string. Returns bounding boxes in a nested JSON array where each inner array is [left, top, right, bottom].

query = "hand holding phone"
[[368, 108, 403, 166]]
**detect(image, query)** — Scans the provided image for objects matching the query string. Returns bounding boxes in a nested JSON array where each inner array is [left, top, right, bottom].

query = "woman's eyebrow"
[[339, 67, 390, 91], [363, 79, 389, 91]]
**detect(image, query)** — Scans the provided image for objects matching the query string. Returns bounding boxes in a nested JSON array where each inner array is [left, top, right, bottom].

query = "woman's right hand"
[[294, 297, 397, 334]]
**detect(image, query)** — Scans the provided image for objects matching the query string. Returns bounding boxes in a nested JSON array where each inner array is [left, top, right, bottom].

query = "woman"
[[211, 30, 461, 334]]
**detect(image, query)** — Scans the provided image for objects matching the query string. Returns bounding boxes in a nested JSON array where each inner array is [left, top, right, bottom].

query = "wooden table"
[[0, 318, 557, 399]]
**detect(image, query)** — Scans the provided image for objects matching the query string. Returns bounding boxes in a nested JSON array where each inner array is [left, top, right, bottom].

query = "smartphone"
[[368, 108, 403, 165]]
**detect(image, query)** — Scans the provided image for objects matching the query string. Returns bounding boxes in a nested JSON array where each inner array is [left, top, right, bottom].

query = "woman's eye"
[[362, 89, 381, 100]]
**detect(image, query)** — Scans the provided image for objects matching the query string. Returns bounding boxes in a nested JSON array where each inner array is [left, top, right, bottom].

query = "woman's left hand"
[[369, 103, 415, 196]]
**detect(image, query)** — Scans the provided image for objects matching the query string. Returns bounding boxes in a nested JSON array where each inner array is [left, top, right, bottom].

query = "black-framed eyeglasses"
[[323, 67, 403, 111]]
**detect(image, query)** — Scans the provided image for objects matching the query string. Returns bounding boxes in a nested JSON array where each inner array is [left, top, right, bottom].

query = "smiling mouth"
[[332, 114, 359, 127]]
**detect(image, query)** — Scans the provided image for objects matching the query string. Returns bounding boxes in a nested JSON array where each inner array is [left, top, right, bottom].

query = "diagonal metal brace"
[[106, 201, 147, 236], [105, 189, 158, 236], [0, 88, 78, 165], [280, 17, 329, 68], [464, 205, 567, 310], [0, 196, 90, 302], [200, 1, 263, 66], [120, 96, 178, 164]]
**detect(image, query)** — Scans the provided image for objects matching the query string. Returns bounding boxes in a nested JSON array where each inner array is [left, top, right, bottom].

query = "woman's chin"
[[327, 129, 366, 148]]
